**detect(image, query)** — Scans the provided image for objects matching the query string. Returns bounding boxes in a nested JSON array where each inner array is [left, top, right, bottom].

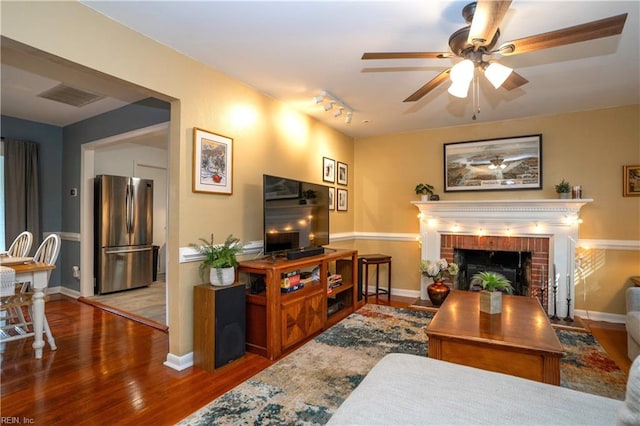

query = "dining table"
[[0, 256, 56, 359]]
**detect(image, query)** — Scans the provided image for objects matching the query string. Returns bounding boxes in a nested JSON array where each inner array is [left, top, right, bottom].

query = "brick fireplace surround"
[[440, 234, 549, 300], [412, 199, 591, 318]]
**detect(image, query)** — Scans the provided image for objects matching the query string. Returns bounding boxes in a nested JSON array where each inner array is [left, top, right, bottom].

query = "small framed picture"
[[337, 162, 348, 186], [323, 157, 335, 183], [337, 188, 348, 211], [193, 127, 233, 194], [328, 187, 335, 210], [623, 165, 640, 197]]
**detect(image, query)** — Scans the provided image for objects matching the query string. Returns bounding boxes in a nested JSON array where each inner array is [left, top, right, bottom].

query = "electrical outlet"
[[70, 188, 78, 197]]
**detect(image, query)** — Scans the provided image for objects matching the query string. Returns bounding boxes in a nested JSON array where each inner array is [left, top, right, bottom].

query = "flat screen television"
[[263, 174, 330, 257]]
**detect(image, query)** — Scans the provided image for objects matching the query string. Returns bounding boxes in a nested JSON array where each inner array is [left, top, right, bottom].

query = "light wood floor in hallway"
[[0, 294, 630, 425]]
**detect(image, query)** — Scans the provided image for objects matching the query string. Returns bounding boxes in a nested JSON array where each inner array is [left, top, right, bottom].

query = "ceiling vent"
[[37, 83, 105, 107]]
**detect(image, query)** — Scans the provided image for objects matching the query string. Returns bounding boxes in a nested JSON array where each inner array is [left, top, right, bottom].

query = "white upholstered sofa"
[[627, 287, 640, 360], [328, 353, 640, 425]]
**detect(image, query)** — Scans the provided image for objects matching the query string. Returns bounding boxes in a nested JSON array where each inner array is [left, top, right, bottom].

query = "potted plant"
[[415, 183, 435, 201], [471, 271, 514, 314], [555, 179, 571, 199], [420, 258, 459, 306], [193, 234, 243, 286], [300, 189, 317, 204]]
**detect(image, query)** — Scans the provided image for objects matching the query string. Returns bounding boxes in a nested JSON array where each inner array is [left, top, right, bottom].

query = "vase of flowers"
[[420, 258, 459, 306]]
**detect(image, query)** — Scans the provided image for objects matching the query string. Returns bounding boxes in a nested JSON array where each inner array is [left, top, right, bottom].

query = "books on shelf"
[[328, 273, 343, 289], [281, 270, 301, 289], [281, 283, 304, 293]]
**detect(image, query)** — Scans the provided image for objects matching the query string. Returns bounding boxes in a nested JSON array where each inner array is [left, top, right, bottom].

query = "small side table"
[[360, 254, 392, 302]]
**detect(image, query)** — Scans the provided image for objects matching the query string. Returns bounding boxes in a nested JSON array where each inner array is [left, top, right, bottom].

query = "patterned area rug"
[[179, 304, 627, 425]]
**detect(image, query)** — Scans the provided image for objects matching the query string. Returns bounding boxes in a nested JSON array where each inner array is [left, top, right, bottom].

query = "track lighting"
[[314, 90, 353, 124], [345, 112, 353, 124]]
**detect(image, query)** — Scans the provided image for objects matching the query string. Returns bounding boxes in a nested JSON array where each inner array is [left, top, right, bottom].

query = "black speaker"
[[214, 284, 246, 368]]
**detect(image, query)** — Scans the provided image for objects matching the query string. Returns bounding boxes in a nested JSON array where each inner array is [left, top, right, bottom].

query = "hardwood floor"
[[0, 294, 630, 425]]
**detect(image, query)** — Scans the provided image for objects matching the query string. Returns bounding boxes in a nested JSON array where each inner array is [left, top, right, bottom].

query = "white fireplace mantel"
[[412, 199, 593, 317]]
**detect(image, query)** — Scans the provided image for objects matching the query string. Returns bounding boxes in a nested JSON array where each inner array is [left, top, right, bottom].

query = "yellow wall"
[[353, 106, 640, 315], [3, 3, 638, 367], [1, 1, 354, 357]]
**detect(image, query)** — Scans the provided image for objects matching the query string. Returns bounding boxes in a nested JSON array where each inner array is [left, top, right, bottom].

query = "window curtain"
[[3, 138, 40, 254]]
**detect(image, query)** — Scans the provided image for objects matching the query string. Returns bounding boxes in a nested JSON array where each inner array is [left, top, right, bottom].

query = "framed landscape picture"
[[444, 134, 542, 192], [193, 127, 233, 194], [623, 165, 640, 197]]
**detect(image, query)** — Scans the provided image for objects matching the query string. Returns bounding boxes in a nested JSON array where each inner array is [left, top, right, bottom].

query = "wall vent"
[[37, 84, 105, 107]]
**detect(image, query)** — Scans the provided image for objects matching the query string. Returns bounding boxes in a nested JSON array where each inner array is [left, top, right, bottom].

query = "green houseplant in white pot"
[[555, 179, 571, 199], [193, 234, 243, 286], [415, 183, 435, 201], [471, 271, 514, 314]]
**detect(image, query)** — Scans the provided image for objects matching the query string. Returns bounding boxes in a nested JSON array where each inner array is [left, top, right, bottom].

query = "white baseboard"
[[164, 352, 194, 371], [574, 309, 625, 324], [48, 286, 81, 299]]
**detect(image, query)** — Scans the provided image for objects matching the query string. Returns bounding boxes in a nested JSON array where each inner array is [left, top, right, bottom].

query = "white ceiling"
[[2, 1, 639, 140]]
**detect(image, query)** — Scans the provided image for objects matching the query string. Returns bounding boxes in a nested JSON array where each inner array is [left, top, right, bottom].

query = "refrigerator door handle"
[[125, 180, 131, 234], [127, 178, 135, 235], [105, 247, 153, 255]]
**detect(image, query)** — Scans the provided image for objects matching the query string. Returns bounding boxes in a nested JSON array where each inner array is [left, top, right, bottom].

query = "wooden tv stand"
[[239, 248, 360, 360]]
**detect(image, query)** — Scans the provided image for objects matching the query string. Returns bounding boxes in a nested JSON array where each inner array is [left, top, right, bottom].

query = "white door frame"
[[79, 122, 169, 311]]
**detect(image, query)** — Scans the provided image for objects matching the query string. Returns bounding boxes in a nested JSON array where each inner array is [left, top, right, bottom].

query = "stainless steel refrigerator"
[[94, 175, 153, 294]]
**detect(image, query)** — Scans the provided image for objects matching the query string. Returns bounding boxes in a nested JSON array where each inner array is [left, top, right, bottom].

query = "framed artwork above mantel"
[[444, 134, 542, 192]]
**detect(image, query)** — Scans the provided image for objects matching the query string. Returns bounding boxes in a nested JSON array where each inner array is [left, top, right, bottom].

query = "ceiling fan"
[[362, 0, 628, 103]]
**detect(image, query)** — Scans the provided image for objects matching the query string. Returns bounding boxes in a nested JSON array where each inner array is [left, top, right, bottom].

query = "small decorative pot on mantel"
[[472, 271, 514, 315], [555, 179, 572, 199]]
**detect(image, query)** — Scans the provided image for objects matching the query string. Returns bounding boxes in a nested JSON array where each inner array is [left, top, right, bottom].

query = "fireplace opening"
[[453, 249, 532, 296]]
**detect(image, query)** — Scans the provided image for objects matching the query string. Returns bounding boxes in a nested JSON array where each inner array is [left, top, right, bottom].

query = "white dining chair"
[[7, 231, 33, 257], [1, 234, 60, 351]]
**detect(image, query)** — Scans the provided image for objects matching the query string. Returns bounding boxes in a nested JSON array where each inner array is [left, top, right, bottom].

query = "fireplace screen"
[[454, 249, 532, 296]]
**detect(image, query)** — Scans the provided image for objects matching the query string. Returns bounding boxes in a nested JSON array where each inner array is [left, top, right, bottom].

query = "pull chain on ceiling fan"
[[361, 0, 628, 106]]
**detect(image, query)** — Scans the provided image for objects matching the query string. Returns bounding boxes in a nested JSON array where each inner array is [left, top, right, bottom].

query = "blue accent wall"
[[2, 98, 170, 291], [1, 115, 64, 286]]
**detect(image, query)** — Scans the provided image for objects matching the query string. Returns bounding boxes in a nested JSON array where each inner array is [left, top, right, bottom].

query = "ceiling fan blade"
[[403, 69, 451, 102], [362, 52, 451, 60], [500, 71, 528, 91], [498, 13, 628, 56], [467, 0, 512, 46]]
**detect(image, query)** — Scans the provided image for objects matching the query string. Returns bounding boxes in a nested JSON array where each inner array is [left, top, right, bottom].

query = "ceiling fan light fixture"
[[484, 62, 513, 89], [449, 59, 474, 83], [448, 79, 471, 98]]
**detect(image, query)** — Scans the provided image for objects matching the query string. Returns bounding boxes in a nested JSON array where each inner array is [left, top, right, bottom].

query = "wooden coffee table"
[[426, 290, 564, 385]]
